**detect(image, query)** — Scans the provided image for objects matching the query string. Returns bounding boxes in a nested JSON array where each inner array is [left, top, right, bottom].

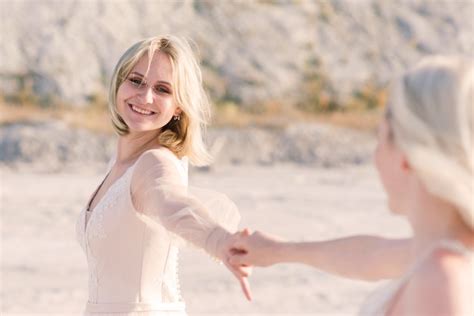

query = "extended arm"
[[131, 149, 252, 299], [230, 230, 412, 281]]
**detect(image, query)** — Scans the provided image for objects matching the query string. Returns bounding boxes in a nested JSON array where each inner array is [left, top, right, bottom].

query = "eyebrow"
[[129, 71, 172, 87]]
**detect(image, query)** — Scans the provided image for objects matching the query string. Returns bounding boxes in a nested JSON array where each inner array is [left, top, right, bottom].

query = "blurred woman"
[[75, 35, 251, 316], [230, 56, 473, 315]]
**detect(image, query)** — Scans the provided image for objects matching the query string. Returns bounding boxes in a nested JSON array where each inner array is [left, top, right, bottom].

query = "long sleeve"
[[130, 148, 240, 260]]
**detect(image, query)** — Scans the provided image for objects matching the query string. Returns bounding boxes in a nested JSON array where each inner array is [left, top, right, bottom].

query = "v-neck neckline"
[[84, 148, 182, 235], [84, 157, 134, 233], [85, 169, 113, 213], [83, 147, 168, 234]]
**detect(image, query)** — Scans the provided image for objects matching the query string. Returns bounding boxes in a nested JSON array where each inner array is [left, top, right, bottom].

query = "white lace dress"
[[359, 239, 474, 316], [75, 148, 240, 315]]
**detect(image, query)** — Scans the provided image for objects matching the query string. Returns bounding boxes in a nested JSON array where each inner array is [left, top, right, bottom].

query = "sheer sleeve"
[[130, 148, 240, 260]]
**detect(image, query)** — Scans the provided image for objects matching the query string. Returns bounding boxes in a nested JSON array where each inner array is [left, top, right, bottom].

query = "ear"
[[174, 107, 182, 116], [400, 154, 412, 172]]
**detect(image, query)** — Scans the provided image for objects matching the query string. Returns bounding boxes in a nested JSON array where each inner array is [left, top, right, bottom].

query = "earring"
[[173, 115, 181, 121]]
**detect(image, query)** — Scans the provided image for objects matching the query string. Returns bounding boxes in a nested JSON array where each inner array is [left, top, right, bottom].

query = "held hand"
[[218, 229, 253, 301], [229, 229, 285, 267]]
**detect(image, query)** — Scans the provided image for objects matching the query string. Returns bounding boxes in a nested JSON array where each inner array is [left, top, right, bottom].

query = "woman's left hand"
[[219, 229, 253, 301]]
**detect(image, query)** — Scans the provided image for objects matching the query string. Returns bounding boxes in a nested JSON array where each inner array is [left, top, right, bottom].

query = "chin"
[[119, 114, 163, 134], [127, 125, 161, 134], [119, 118, 154, 131]]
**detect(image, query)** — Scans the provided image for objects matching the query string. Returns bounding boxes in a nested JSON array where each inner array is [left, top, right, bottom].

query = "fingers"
[[229, 247, 247, 255], [223, 255, 253, 301], [241, 228, 251, 237], [231, 228, 251, 248], [231, 239, 248, 251], [227, 235, 249, 255], [223, 229, 254, 301], [228, 253, 248, 266], [228, 258, 252, 277], [239, 275, 252, 301], [235, 264, 252, 277]]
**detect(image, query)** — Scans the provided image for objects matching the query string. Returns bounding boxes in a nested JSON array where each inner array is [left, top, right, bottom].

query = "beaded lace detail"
[[86, 173, 129, 240], [175, 248, 183, 301], [160, 245, 183, 303], [85, 169, 133, 302]]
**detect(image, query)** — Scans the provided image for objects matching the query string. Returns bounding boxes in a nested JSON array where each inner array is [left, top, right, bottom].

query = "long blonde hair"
[[388, 56, 473, 229], [108, 35, 212, 166]]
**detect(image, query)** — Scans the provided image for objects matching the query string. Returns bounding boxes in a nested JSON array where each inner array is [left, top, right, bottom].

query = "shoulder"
[[136, 147, 179, 167], [419, 247, 471, 289], [400, 247, 472, 314], [132, 147, 184, 181]]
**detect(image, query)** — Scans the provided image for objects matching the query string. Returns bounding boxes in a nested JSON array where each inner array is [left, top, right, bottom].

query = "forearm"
[[272, 235, 412, 281]]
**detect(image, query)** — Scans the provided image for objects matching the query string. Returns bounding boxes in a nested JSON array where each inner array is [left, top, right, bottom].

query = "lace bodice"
[[75, 148, 240, 313]]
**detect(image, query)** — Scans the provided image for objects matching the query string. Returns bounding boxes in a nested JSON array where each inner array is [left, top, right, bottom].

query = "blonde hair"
[[387, 56, 473, 229], [108, 35, 212, 166]]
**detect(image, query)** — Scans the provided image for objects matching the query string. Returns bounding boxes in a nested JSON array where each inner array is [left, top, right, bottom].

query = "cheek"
[[157, 97, 177, 115], [375, 146, 407, 213], [375, 143, 396, 194], [115, 85, 129, 108]]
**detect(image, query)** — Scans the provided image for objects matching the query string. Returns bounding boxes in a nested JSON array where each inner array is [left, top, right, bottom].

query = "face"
[[374, 118, 411, 215], [116, 51, 181, 134]]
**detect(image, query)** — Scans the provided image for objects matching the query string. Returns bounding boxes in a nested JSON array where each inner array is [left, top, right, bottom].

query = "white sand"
[[1, 164, 411, 315]]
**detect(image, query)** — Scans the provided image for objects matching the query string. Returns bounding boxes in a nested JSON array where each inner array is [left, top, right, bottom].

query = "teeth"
[[130, 104, 153, 115]]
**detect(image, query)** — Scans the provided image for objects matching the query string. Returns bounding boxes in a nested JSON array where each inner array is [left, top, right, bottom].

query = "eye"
[[128, 77, 145, 86], [154, 85, 171, 94]]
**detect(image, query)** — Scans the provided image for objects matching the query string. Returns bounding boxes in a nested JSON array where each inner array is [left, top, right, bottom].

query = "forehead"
[[131, 51, 173, 83]]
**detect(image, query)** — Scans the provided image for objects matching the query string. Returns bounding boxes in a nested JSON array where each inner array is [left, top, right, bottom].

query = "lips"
[[128, 103, 156, 116]]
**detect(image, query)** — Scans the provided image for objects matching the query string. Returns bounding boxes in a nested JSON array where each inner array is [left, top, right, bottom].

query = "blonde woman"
[[75, 35, 251, 316], [230, 56, 474, 315]]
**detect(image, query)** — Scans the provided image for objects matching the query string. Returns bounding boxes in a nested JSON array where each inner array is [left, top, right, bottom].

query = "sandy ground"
[[1, 164, 411, 316]]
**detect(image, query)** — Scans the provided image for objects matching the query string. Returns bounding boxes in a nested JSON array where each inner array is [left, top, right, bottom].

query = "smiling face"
[[115, 51, 181, 134]]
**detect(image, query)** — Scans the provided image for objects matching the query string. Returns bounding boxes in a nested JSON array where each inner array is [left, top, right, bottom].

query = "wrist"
[[275, 241, 308, 264], [206, 226, 231, 261], [265, 240, 290, 265]]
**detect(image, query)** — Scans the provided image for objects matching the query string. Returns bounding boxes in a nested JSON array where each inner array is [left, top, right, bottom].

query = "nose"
[[139, 87, 154, 104]]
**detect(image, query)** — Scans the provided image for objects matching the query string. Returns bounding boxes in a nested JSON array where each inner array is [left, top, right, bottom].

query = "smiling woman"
[[125, 71, 173, 115], [108, 36, 211, 165], [75, 35, 252, 316], [116, 53, 177, 131]]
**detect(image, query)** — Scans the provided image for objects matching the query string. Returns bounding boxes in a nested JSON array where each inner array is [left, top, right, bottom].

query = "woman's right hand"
[[216, 229, 253, 301], [229, 229, 285, 267]]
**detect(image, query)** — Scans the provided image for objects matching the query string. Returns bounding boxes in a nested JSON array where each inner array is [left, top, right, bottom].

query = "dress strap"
[[400, 238, 474, 284], [436, 239, 474, 257]]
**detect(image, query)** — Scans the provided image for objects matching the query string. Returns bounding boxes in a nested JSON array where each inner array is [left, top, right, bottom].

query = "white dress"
[[359, 239, 474, 316], [75, 148, 240, 315]]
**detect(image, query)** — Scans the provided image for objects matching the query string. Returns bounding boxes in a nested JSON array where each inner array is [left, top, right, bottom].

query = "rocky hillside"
[[1, 0, 472, 108], [0, 120, 375, 171]]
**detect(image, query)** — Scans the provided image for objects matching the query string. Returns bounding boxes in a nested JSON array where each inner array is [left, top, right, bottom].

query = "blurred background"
[[1, 0, 473, 315]]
